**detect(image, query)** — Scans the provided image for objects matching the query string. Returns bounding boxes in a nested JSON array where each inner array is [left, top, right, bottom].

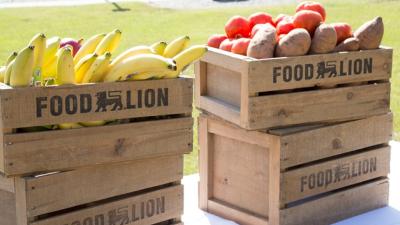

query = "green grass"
[[0, 0, 399, 174]]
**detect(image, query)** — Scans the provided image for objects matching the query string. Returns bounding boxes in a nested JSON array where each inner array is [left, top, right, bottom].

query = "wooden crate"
[[0, 155, 184, 225], [0, 78, 193, 176], [195, 47, 392, 130], [199, 114, 392, 225]]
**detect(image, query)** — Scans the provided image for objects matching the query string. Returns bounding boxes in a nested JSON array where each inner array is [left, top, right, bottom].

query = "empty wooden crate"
[[0, 155, 184, 225], [195, 48, 392, 130], [0, 79, 193, 176], [199, 114, 392, 225]]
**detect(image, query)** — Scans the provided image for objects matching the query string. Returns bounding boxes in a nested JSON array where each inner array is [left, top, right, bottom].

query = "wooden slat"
[[268, 138, 281, 225], [30, 185, 183, 225], [279, 114, 392, 169], [211, 133, 269, 218], [280, 179, 389, 225], [248, 82, 390, 130], [208, 200, 268, 225], [206, 114, 276, 149], [3, 117, 192, 176], [194, 61, 207, 107], [0, 174, 15, 193], [201, 48, 250, 74], [15, 178, 28, 225], [0, 189, 16, 225], [198, 116, 211, 210], [206, 63, 241, 108], [281, 146, 390, 204], [24, 155, 183, 217], [248, 47, 392, 93], [198, 96, 241, 125], [0, 79, 193, 129]]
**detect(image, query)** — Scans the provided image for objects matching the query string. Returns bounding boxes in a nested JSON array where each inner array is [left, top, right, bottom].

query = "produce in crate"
[[354, 17, 384, 50], [247, 24, 276, 59], [275, 28, 311, 57], [207, 1, 384, 59]]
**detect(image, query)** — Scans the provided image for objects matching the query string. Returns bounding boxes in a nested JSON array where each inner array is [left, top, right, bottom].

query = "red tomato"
[[231, 38, 251, 55], [296, 1, 326, 21], [275, 14, 291, 26], [207, 34, 228, 48], [248, 12, 274, 29], [277, 18, 295, 35], [332, 23, 353, 44], [293, 10, 323, 35], [225, 16, 251, 38]]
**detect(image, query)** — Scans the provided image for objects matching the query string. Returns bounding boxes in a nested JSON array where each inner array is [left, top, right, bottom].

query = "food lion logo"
[[36, 88, 169, 117], [272, 57, 373, 83]]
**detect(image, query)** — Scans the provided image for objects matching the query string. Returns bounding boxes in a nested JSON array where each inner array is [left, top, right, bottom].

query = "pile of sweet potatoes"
[[207, 1, 384, 59]]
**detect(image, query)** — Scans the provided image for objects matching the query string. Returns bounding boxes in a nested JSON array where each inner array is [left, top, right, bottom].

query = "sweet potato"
[[333, 37, 360, 52], [247, 24, 276, 59], [275, 28, 311, 57], [310, 24, 337, 54], [354, 17, 384, 50]]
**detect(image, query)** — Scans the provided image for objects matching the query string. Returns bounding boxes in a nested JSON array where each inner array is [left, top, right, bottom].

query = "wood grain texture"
[[30, 185, 183, 225], [280, 179, 389, 225], [208, 200, 268, 225], [0, 189, 16, 225], [24, 155, 183, 217], [278, 114, 392, 169], [0, 79, 192, 129], [3, 117, 192, 176], [281, 146, 390, 204], [0, 173, 15, 193], [248, 82, 390, 130]]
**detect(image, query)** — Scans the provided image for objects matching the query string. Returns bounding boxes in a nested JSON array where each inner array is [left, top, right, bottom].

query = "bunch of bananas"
[[0, 30, 207, 130]]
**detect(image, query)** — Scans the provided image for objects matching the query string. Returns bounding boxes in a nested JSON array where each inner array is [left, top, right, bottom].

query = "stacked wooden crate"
[[0, 78, 193, 225], [195, 47, 393, 225]]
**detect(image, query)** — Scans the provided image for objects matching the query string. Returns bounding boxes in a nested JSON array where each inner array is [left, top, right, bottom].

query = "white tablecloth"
[[182, 142, 400, 225]]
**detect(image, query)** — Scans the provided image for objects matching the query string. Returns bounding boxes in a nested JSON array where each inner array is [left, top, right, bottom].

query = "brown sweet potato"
[[333, 37, 360, 52], [354, 17, 384, 50], [275, 28, 311, 57], [310, 24, 337, 54], [247, 24, 276, 59]]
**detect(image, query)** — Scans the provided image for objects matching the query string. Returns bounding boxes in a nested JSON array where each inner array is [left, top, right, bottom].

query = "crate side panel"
[[280, 114, 392, 168], [30, 185, 183, 225], [281, 146, 390, 204], [25, 155, 183, 217], [248, 83, 390, 130], [206, 63, 241, 108], [0, 189, 16, 225], [211, 134, 269, 218], [249, 48, 392, 93], [3, 117, 192, 176], [280, 179, 389, 225], [0, 79, 192, 129]]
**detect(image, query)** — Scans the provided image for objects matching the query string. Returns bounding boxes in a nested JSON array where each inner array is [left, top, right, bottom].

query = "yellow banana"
[[163, 36, 190, 58], [0, 66, 6, 83], [164, 45, 208, 79], [110, 46, 154, 68], [128, 71, 157, 80], [82, 52, 112, 83], [103, 54, 176, 82], [74, 33, 106, 64], [94, 29, 122, 55], [75, 53, 98, 83], [42, 56, 57, 81], [56, 47, 75, 85], [4, 59, 15, 85], [5, 52, 18, 66], [43, 36, 61, 66], [10, 46, 35, 87], [151, 41, 167, 55], [28, 33, 46, 81], [58, 123, 83, 129], [80, 121, 107, 127]]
